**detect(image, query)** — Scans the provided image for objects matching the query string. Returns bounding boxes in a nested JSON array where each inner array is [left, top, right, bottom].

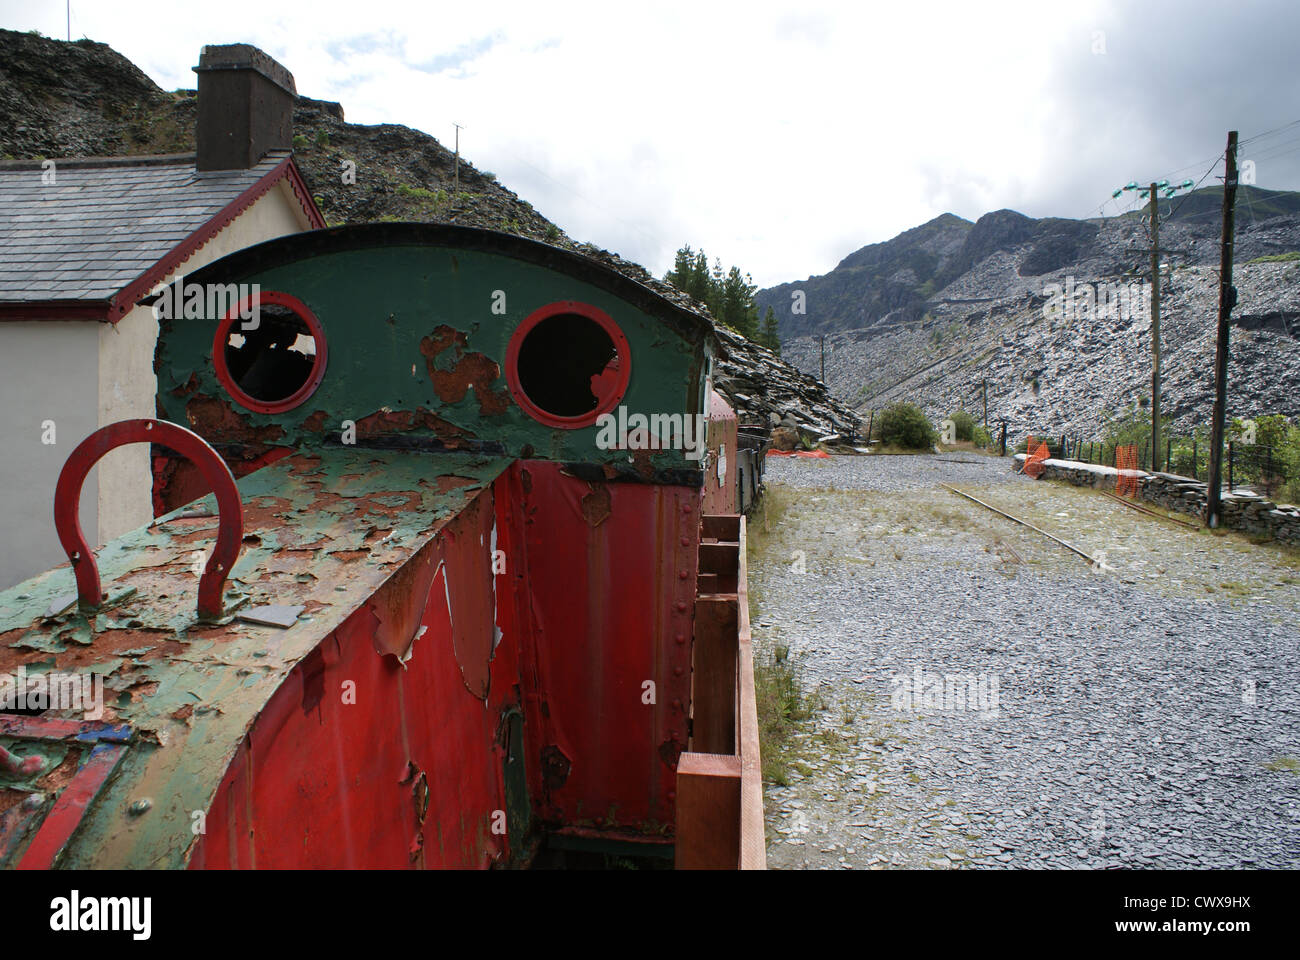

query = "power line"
[[1239, 118, 1300, 147]]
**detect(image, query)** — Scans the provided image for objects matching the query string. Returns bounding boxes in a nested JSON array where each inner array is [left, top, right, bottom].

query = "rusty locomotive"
[[0, 224, 764, 869]]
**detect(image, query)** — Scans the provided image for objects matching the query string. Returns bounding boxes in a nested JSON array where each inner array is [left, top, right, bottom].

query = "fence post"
[[1193, 437, 1198, 480], [1228, 441, 1234, 492]]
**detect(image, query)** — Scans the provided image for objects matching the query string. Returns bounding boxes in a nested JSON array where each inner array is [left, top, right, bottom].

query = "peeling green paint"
[[0, 449, 509, 867]]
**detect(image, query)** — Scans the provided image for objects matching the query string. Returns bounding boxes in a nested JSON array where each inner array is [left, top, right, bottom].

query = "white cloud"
[[6, 0, 1300, 288]]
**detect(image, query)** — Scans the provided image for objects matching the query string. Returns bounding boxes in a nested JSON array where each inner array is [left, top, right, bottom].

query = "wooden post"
[[692, 596, 738, 755], [674, 753, 741, 869], [1150, 182, 1164, 472], [1206, 132, 1239, 527]]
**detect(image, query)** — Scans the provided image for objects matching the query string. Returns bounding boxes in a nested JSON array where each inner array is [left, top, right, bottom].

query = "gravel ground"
[[752, 452, 1300, 870]]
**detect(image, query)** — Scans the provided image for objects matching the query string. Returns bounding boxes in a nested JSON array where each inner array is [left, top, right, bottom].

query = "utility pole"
[[1117, 176, 1195, 472], [982, 379, 988, 431], [452, 122, 464, 195], [818, 335, 826, 383], [1206, 131, 1239, 528], [1149, 182, 1163, 472]]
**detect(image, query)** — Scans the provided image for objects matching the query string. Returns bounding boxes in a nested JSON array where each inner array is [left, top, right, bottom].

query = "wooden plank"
[[701, 514, 741, 542], [736, 517, 766, 869], [699, 541, 739, 575], [674, 752, 741, 869], [692, 595, 737, 754]]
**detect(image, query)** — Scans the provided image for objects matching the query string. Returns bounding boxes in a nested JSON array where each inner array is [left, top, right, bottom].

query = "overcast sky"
[[5, 0, 1300, 288]]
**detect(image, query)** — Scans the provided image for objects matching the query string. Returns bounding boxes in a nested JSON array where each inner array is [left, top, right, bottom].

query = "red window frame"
[[212, 290, 328, 414], [504, 301, 631, 429]]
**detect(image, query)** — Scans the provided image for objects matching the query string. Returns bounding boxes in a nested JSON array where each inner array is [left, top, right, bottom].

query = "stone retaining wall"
[[1012, 454, 1300, 545]]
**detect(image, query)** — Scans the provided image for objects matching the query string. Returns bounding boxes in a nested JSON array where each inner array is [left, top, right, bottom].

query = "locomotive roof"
[[172, 221, 724, 355]]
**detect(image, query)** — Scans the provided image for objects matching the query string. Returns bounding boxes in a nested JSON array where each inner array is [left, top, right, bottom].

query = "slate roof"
[[0, 151, 293, 305]]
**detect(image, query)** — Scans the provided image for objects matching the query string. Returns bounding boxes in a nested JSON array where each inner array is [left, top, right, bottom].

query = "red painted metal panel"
[[192, 482, 524, 868], [515, 461, 697, 837], [16, 743, 126, 869]]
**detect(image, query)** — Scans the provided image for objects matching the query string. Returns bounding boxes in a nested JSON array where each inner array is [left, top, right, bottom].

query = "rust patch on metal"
[[630, 447, 656, 481], [300, 410, 330, 433], [580, 483, 611, 527], [368, 548, 439, 661], [658, 735, 685, 770], [354, 407, 471, 442], [328, 549, 370, 563], [184, 395, 286, 443], [418, 331, 509, 416], [300, 646, 326, 715], [400, 761, 430, 866], [171, 703, 194, 722], [541, 745, 571, 790], [169, 372, 200, 398]]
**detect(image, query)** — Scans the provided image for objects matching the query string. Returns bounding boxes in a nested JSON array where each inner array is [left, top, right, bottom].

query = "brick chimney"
[[193, 44, 296, 171]]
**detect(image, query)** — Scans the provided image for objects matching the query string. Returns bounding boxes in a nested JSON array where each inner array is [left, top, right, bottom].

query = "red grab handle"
[[53, 419, 243, 621]]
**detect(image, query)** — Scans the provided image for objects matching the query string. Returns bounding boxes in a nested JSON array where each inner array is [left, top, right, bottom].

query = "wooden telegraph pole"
[[818, 335, 826, 383], [1205, 131, 1239, 528], [1149, 182, 1164, 472], [452, 122, 464, 195]]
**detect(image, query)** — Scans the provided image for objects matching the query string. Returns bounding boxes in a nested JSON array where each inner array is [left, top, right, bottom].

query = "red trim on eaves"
[[283, 157, 328, 230], [107, 155, 325, 323]]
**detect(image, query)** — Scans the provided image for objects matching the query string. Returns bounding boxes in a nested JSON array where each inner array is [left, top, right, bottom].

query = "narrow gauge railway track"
[[1096, 488, 1201, 529], [939, 483, 1097, 566]]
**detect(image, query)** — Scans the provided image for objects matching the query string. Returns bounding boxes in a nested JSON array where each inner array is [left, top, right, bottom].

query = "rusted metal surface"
[[0, 449, 509, 867], [17, 742, 126, 869], [702, 391, 739, 515], [516, 461, 696, 839], [155, 226, 715, 474], [192, 477, 523, 868]]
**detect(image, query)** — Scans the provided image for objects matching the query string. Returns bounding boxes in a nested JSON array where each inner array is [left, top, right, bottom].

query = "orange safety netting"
[[1022, 435, 1050, 479], [1115, 444, 1139, 497], [766, 449, 831, 459]]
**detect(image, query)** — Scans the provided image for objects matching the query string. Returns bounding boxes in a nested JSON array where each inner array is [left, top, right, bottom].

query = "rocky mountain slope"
[[759, 189, 1300, 340], [765, 180, 1300, 439], [782, 247, 1300, 440], [0, 29, 858, 439]]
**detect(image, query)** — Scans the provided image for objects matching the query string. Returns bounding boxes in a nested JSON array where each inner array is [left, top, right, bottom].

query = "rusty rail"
[[1097, 488, 1201, 529], [941, 483, 1097, 565], [675, 513, 765, 869]]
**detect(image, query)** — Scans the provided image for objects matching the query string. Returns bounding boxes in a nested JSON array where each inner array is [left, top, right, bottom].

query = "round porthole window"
[[212, 290, 328, 414], [505, 301, 630, 428]]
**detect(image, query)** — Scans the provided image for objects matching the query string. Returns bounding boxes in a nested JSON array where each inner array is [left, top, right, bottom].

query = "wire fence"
[[1020, 432, 1296, 499]]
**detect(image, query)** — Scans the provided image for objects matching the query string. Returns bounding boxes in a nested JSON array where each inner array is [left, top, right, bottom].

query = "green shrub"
[[973, 425, 992, 448], [292, 134, 309, 149], [947, 409, 976, 442], [879, 402, 937, 450], [314, 129, 330, 148]]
